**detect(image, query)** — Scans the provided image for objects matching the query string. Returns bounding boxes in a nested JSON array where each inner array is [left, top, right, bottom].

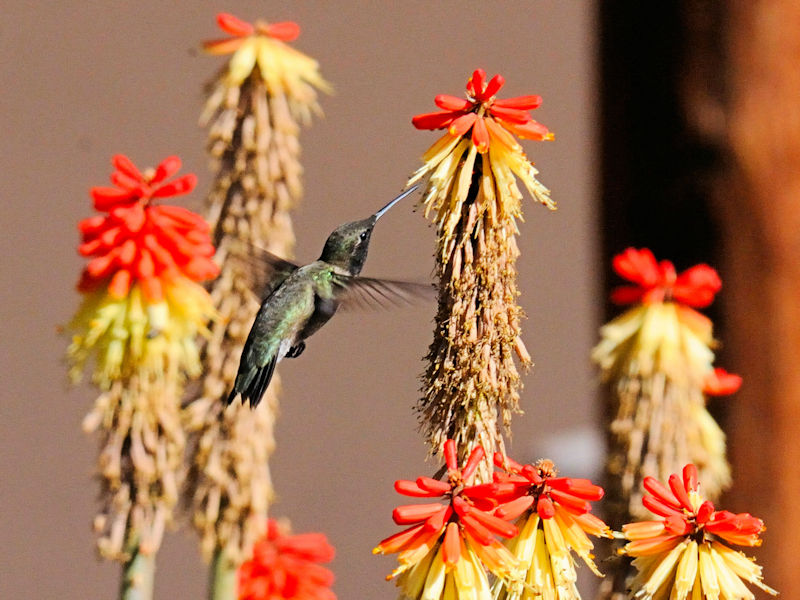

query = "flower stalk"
[[184, 12, 330, 597], [209, 549, 238, 600], [120, 540, 156, 600], [410, 68, 553, 479]]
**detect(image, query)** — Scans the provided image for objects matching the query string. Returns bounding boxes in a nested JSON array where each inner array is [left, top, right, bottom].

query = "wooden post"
[[717, 2, 800, 594], [601, 1, 800, 594]]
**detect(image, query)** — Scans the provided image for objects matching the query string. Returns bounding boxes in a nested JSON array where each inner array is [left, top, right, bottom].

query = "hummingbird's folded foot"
[[285, 341, 306, 358]]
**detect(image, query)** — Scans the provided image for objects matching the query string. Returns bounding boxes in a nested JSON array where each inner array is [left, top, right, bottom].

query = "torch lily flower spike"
[[375, 440, 521, 599], [70, 154, 218, 388], [66, 154, 218, 565], [239, 520, 336, 600], [491, 453, 611, 600], [592, 248, 734, 517], [621, 464, 776, 599], [413, 69, 553, 480]]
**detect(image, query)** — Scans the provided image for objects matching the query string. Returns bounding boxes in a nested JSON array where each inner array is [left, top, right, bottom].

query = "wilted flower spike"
[[66, 155, 217, 569], [239, 520, 336, 600], [593, 248, 733, 526], [375, 440, 521, 599], [491, 455, 611, 600], [413, 69, 553, 480], [622, 464, 777, 599]]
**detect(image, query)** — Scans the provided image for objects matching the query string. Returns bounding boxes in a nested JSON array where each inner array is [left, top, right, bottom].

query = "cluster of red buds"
[[78, 154, 218, 302]]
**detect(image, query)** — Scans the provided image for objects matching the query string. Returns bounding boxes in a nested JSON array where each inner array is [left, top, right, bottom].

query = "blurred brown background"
[[1, 2, 599, 598]]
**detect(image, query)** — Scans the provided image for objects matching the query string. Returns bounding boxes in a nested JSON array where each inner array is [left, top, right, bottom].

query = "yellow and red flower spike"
[[490, 454, 611, 600], [412, 68, 553, 153], [375, 439, 521, 599], [78, 154, 218, 303], [239, 520, 335, 600], [610, 247, 722, 308], [621, 464, 777, 599], [594, 247, 735, 515]]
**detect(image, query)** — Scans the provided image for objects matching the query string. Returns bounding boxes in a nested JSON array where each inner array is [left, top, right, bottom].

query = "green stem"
[[209, 547, 239, 600], [120, 545, 155, 600]]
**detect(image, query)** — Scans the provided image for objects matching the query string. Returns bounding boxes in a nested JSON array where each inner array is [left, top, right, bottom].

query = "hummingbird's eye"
[[359, 231, 368, 241]]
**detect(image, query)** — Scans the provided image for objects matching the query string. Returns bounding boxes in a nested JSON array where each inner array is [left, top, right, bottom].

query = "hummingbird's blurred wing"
[[331, 274, 436, 311], [232, 245, 300, 299]]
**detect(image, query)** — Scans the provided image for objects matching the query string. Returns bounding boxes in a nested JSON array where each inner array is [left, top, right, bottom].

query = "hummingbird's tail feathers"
[[244, 355, 277, 409], [225, 387, 239, 406]]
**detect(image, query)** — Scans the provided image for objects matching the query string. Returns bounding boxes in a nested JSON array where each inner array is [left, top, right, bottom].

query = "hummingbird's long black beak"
[[373, 185, 419, 221]]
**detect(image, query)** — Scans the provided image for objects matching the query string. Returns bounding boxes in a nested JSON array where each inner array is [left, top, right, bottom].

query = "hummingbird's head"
[[318, 186, 418, 275], [319, 217, 377, 275]]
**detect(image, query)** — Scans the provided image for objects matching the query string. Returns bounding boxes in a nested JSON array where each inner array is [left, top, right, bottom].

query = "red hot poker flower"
[[610, 247, 722, 308], [412, 68, 553, 153], [375, 440, 520, 596], [490, 454, 610, 599], [624, 464, 764, 552], [204, 12, 300, 55], [239, 520, 335, 600], [622, 464, 775, 599], [491, 454, 606, 526], [380, 440, 518, 564], [78, 154, 218, 302]]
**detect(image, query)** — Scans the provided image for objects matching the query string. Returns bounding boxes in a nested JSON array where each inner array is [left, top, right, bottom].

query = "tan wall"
[[0, 2, 597, 597]]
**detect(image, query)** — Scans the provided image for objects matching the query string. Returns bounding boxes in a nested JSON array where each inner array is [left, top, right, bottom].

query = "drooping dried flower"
[[239, 520, 336, 600], [491, 453, 611, 600], [185, 13, 329, 589], [66, 154, 217, 567], [411, 69, 553, 479], [375, 439, 521, 599], [621, 464, 776, 599], [593, 248, 733, 525], [703, 367, 742, 397]]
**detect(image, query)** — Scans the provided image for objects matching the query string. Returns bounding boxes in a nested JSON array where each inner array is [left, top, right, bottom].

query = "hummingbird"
[[227, 186, 431, 408]]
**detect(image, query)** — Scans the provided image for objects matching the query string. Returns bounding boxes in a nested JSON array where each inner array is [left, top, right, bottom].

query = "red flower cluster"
[[204, 12, 300, 54], [78, 155, 218, 302], [412, 68, 551, 152], [624, 464, 765, 554], [379, 440, 517, 566], [491, 454, 607, 528], [611, 248, 721, 308], [239, 520, 335, 600]]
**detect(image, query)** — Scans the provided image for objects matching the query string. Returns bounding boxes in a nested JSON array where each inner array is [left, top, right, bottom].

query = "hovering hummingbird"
[[227, 186, 431, 408]]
